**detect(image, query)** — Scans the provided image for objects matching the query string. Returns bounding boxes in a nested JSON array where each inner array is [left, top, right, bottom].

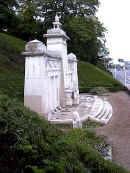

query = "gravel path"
[[96, 91, 130, 170]]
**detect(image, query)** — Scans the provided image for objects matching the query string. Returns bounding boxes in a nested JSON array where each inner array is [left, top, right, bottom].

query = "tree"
[[0, 0, 18, 31], [8, 0, 43, 41], [36, 0, 100, 29], [2, 0, 108, 64], [63, 16, 107, 63], [16, 0, 100, 30]]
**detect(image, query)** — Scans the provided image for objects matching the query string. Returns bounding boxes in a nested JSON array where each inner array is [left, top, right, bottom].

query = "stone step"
[[49, 94, 113, 125], [95, 102, 106, 119], [89, 101, 113, 125], [102, 102, 112, 120], [101, 103, 113, 124], [50, 118, 72, 124], [89, 98, 104, 117], [96, 101, 109, 119]]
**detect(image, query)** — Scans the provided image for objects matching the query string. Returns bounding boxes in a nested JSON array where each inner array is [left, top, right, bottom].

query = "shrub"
[[77, 144, 130, 173], [0, 95, 130, 173]]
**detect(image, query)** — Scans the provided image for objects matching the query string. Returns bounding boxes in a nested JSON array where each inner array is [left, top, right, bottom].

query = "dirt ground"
[[96, 91, 130, 170]]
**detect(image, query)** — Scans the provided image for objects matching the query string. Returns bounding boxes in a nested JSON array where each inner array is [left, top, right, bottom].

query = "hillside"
[[0, 33, 129, 173], [0, 96, 130, 173], [0, 33, 25, 70], [78, 62, 124, 93], [0, 33, 25, 100], [0, 33, 124, 101]]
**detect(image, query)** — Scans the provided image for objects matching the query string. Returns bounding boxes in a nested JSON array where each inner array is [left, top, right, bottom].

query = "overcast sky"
[[97, 0, 130, 62]]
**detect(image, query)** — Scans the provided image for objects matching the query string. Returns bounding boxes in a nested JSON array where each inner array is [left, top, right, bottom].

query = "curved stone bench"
[[49, 94, 113, 125], [89, 100, 113, 124]]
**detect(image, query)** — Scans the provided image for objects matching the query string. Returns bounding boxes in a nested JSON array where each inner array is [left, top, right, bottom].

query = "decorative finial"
[[53, 14, 61, 29], [55, 14, 59, 22]]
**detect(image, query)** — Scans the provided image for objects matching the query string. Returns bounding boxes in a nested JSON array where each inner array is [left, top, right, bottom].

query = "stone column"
[[23, 40, 49, 115], [73, 58, 80, 105]]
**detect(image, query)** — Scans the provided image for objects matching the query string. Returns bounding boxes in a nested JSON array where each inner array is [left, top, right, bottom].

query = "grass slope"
[[78, 61, 124, 93], [0, 33, 25, 100], [0, 32, 25, 71]]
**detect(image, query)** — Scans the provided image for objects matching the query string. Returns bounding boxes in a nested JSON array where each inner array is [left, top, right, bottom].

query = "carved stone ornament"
[[25, 39, 46, 53], [68, 53, 77, 61], [55, 14, 60, 22]]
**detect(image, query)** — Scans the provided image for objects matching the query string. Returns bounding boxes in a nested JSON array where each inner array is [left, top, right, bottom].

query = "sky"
[[97, 0, 130, 62]]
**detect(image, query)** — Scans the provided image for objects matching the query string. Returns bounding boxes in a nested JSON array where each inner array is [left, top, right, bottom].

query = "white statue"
[[72, 111, 82, 128]]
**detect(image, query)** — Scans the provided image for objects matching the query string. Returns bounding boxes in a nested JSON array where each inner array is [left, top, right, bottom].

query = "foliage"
[[77, 144, 130, 173], [16, 0, 107, 63], [0, 0, 108, 64], [78, 61, 125, 93], [12, 0, 43, 40], [63, 16, 106, 63], [0, 0, 18, 31], [35, 0, 99, 27], [0, 95, 130, 173]]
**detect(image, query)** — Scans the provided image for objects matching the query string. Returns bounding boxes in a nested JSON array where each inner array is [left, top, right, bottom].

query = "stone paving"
[[50, 94, 113, 124]]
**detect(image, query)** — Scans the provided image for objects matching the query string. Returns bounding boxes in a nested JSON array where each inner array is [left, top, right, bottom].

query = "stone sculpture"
[[72, 111, 82, 129]]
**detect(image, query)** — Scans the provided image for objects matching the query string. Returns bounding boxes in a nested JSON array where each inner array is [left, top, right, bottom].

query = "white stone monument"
[[22, 15, 80, 119]]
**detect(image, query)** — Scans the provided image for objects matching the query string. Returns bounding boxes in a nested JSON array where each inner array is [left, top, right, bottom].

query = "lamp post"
[[123, 65, 127, 87], [114, 64, 117, 79]]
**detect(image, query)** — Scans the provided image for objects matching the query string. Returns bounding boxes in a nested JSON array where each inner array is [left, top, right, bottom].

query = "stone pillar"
[[68, 53, 80, 105], [44, 16, 70, 107], [23, 40, 49, 115]]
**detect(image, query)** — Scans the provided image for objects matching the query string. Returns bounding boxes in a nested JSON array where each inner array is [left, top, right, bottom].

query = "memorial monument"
[[23, 15, 79, 119]]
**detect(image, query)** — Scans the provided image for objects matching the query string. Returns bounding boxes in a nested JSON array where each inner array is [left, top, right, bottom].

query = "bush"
[[0, 95, 129, 173], [77, 144, 130, 173]]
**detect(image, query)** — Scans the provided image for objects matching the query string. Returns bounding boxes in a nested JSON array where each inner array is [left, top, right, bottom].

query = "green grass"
[[0, 71, 24, 101], [78, 61, 125, 93], [0, 32, 25, 101]]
